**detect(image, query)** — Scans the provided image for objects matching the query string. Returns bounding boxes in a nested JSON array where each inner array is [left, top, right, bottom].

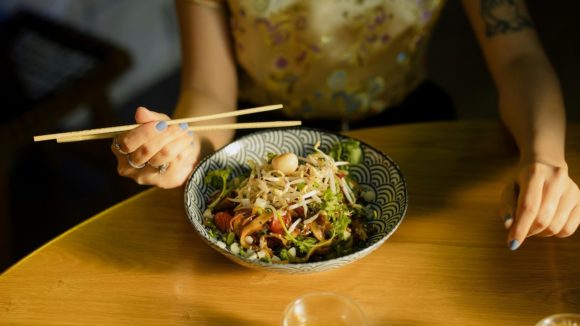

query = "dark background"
[[1, 1, 578, 273]]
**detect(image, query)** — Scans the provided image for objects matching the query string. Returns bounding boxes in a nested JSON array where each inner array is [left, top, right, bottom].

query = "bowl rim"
[[184, 126, 409, 268]]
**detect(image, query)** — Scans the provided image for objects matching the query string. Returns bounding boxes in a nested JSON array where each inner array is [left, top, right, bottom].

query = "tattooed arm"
[[462, 0, 580, 249]]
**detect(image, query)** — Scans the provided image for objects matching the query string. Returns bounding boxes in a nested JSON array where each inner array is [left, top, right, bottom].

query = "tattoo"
[[480, 0, 533, 37]]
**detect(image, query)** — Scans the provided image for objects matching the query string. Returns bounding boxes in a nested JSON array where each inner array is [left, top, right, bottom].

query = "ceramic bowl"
[[184, 127, 407, 273]]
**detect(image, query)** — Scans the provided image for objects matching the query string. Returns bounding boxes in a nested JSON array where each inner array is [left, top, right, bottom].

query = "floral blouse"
[[190, 0, 445, 121]]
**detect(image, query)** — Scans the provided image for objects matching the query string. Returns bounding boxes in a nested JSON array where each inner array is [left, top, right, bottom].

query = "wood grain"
[[2, 121, 579, 325]]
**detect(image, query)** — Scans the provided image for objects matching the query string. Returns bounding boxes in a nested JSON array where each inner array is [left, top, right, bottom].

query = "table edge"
[[0, 187, 157, 278]]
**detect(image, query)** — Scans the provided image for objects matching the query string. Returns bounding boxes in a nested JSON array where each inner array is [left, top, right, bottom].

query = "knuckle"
[[118, 138, 131, 151], [135, 176, 147, 185], [533, 217, 550, 230], [158, 182, 171, 189], [557, 226, 574, 238], [118, 167, 130, 177], [528, 163, 540, 174], [159, 146, 172, 158], [519, 202, 537, 217], [555, 166, 567, 177], [545, 224, 561, 235], [138, 144, 152, 157]]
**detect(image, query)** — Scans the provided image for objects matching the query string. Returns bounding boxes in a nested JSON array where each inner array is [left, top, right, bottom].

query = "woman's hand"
[[111, 107, 200, 189], [499, 161, 580, 250]]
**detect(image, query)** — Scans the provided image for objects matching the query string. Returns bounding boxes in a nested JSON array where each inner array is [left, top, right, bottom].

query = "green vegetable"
[[341, 139, 362, 165], [333, 210, 351, 240], [226, 232, 236, 246], [266, 152, 277, 163], [279, 248, 290, 261], [329, 139, 362, 165], [295, 236, 317, 254], [204, 168, 232, 210]]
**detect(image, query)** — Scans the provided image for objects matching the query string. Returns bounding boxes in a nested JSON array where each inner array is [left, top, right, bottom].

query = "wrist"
[[519, 151, 567, 168]]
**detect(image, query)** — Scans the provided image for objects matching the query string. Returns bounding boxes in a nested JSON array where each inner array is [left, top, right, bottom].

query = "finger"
[[129, 123, 190, 165], [535, 183, 577, 237], [527, 168, 567, 236], [116, 107, 172, 154], [136, 143, 196, 188], [160, 145, 197, 189], [556, 205, 580, 238], [111, 141, 132, 177], [147, 130, 195, 166], [507, 173, 544, 250], [134, 106, 170, 124], [498, 182, 517, 229], [117, 120, 170, 154], [113, 126, 179, 178]]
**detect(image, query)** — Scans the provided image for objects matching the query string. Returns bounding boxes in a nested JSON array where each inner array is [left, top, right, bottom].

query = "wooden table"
[[1, 121, 579, 325]]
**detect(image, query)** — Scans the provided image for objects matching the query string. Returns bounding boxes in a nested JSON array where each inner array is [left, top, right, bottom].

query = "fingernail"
[[179, 123, 188, 130], [156, 121, 167, 131], [504, 218, 513, 229], [509, 239, 520, 251], [502, 214, 513, 229], [188, 131, 194, 136]]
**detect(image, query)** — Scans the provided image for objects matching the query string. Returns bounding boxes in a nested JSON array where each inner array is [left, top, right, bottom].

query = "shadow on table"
[[350, 122, 580, 323], [185, 304, 265, 325], [56, 188, 258, 276], [346, 121, 518, 221]]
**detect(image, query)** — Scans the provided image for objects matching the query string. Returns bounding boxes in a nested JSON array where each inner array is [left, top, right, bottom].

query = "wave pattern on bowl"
[[185, 128, 408, 273]]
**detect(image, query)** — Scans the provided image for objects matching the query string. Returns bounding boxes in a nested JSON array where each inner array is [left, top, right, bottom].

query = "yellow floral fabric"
[[193, 0, 445, 121]]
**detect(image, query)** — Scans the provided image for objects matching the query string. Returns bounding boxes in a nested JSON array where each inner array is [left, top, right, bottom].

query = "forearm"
[[173, 88, 236, 157], [463, 0, 579, 246], [497, 54, 566, 166], [175, 0, 238, 156], [461, 0, 567, 166]]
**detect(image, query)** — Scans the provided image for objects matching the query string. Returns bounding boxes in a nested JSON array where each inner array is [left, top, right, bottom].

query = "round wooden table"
[[1, 121, 579, 325]]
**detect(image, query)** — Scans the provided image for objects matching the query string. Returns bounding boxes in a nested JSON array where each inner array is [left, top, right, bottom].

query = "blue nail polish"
[[502, 213, 512, 222], [188, 131, 194, 136], [509, 240, 520, 251], [179, 123, 188, 130], [156, 121, 167, 131]]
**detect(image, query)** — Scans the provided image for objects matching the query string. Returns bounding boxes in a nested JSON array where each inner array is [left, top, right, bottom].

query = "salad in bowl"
[[185, 128, 407, 273]]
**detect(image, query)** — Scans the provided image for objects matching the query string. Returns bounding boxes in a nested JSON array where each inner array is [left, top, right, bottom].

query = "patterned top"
[[190, 0, 445, 121]]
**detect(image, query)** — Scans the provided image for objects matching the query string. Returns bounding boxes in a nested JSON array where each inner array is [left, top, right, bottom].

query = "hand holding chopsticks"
[[33, 104, 300, 143]]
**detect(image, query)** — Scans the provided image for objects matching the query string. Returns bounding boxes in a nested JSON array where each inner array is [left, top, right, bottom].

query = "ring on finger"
[[148, 161, 170, 174], [126, 155, 146, 169], [113, 136, 130, 155]]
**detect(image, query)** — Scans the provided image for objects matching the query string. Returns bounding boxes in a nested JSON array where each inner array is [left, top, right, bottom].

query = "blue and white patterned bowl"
[[184, 128, 408, 274]]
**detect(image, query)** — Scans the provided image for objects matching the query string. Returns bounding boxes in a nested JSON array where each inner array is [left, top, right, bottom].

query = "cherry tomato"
[[270, 212, 290, 234], [214, 211, 233, 233]]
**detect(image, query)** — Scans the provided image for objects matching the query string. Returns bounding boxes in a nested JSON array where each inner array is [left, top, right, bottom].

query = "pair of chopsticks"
[[34, 104, 301, 143]]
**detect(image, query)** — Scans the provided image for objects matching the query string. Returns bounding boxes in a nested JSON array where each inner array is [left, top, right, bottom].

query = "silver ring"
[[126, 155, 146, 169], [147, 162, 170, 174], [113, 136, 129, 155]]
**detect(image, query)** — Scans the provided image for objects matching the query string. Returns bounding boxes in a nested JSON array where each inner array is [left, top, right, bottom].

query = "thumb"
[[499, 181, 518, 230], [134, 106, 170, 124]]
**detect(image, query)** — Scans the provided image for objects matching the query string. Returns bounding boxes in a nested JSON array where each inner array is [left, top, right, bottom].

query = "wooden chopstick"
[[34, 104, 283, 142], [56, 120, 302, 143]]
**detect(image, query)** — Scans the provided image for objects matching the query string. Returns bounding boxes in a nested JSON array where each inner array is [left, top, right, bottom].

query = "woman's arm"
[[461, 0, 580, 249], [175, 0, 238, 155], [112, 0, 238, 188]]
